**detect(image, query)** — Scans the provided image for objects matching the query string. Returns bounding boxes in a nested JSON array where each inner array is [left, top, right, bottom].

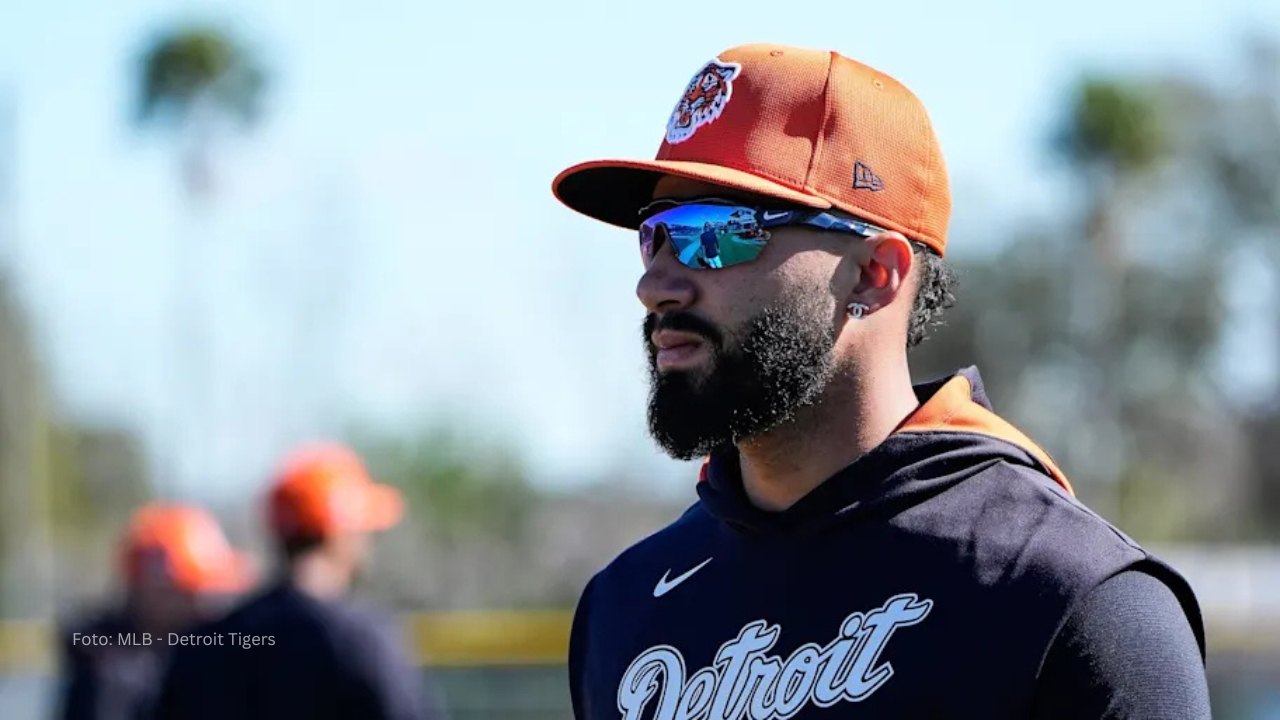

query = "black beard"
[[644, 287, 838, 461]]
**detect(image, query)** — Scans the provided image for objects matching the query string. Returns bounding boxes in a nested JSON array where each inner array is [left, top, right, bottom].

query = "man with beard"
[[155, 442, 443, 720], [551, 44, 1210, 719]]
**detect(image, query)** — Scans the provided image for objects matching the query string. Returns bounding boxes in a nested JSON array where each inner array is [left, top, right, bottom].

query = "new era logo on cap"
[[853, 161, 884, 192]]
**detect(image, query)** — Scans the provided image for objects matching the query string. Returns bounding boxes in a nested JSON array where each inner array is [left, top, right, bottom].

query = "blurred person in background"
[[56, 503, 255, 720], [699, 221, 723, 268], [552, 43, 1210, 718], [156, 441, 443, 720]]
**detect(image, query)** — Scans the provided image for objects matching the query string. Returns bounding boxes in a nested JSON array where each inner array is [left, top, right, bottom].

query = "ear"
[[847, 232, 914, 315]]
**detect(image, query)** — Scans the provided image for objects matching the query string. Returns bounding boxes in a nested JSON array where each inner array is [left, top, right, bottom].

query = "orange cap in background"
[[553, 43, 952, 255], [266, 442, 404, 539], [120, 503, 256, 594]]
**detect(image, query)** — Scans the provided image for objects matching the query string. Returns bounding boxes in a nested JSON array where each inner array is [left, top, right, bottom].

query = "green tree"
[[0, 272, 55, 617], [917, 69, 1237, 542], [46, 424, 152, 594], [356, 423, 537, 545], [135, 25, 266, 199], [0, 92, 154, 614], [347, 422, 544, 608], [1057, 77, 1172, 521], [132, 25, 268, 496], [1191, 36, 1280, 535]]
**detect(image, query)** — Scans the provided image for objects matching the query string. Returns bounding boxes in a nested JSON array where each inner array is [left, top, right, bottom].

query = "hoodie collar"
[[696, 367, 1072, 535]]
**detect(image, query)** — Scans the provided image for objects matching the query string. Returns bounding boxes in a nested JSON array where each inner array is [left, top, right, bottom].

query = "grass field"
[[677, 230, 765, 267]]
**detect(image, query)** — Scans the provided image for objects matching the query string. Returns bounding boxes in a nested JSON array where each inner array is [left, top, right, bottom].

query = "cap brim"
[[358, 483, 404, 533], [552, 159, 833, 230]]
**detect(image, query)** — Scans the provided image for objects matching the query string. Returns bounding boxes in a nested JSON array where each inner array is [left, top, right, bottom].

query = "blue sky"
[[0, 0, 1276, 501]]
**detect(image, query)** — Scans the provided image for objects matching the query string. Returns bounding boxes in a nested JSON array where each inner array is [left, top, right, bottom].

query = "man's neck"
[[737, 361, 920, 512], [287, 554, 351, 601]]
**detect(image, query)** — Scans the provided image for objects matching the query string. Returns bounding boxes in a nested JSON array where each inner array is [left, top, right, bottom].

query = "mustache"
[[643, 311, 724, 348]]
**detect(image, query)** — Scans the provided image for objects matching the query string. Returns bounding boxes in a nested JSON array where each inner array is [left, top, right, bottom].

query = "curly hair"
[[906, 241, 957, 349]]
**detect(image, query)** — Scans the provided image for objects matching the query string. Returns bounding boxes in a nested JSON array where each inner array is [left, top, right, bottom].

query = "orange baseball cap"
[[266, 442, 404, 539], [552, 43, 952, 255], [120, 503, 256, 594]]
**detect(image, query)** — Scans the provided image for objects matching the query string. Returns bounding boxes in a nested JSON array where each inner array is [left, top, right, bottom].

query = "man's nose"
[[636, 240, 696, 313]]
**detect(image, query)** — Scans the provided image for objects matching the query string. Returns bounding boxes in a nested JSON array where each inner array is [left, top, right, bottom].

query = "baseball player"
[[552, 44, 1210, 718], [57, 503, 254, 720], [155, 442, 443, 720], [700, 222, 724, 268]]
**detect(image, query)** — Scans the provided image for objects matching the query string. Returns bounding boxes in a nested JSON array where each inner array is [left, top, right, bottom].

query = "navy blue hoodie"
[[568, 367, 1204, 719]]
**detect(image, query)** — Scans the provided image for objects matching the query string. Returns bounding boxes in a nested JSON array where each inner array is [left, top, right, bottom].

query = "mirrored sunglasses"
[[638, 199, 889, 270]]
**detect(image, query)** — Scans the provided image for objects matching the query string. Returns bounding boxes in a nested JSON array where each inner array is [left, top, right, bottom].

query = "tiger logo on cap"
[[665, 59, 741, 145]]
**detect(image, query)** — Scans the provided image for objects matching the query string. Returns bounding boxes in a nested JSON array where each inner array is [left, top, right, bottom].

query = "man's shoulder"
[[168, 587, 296, 664], [59, 605, 126, 637], [906, 459, 1195, 606], [944, 459, 1144, 552], [228, 584, 397, 656], [169, 588, 403, 675], [283, 592, 405, 671], [202, 586, 285, 636], [57, 604, 135, 656], [165, 606, 241, 669], [581, 500, 715, 598], [325, 594, 400, 641]]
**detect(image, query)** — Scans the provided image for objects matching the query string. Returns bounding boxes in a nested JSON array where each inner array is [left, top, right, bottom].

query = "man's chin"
[[647, 389, 731, 461], [650, 429, 724, 463]]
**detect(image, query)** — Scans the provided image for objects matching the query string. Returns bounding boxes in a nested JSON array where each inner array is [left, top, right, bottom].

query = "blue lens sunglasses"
[[638, 197, 892, 270]]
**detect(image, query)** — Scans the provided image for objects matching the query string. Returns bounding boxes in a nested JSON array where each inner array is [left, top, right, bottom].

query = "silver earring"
[[847, 302, 869, 319]]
